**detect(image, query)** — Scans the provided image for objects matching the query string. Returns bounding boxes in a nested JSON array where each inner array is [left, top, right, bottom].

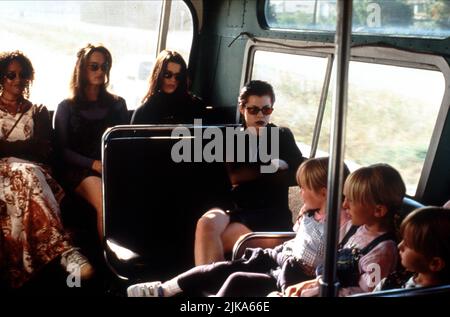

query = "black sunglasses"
[[245, 106, 273, 115], [88, 63, 109, 72], [162, 71, 182, 81], [4, 72, 30, 81]]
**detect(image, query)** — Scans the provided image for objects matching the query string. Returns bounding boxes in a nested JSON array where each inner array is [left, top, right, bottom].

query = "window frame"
[[240, 38, 450, 199], [242, 45, 334, 158], [258, 0, 450, 40]]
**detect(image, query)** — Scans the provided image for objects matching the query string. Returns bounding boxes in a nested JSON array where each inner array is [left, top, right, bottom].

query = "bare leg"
[[194, 209, 230, 265], [75, 176, 103, 241], [221, 222, 252, 255]]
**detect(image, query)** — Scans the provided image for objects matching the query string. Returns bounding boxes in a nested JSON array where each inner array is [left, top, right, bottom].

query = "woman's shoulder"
[[57, 98, 75, 110], [274, 125, 295, 136], [268, 125, 298, 146], [109, 94, 127, 110], [141, 93, 162, 107], [267, 123, 293, 133]]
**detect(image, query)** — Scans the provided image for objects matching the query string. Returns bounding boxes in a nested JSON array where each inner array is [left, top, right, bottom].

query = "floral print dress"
[[0, 105, 70, 288]]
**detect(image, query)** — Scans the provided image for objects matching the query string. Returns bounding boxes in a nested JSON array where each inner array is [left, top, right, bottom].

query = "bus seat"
[[289, 185, 303, 222], [102, 125, 234, 282], [201, 106, 237, 125]]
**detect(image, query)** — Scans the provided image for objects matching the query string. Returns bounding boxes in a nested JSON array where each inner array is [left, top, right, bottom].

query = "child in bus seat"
[[275, 163, 405, 297], [194, 80, 305, 266], [126, 157, 349, 297], [372, 206, 450, 292]]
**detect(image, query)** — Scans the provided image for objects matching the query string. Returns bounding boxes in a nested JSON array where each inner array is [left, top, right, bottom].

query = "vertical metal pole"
[[157, 0, 172, 56], [310, 55, 334, 158], [319, 0, 352, 297]]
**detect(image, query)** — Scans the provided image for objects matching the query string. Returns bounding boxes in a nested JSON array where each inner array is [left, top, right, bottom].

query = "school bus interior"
[[1, 0, 450, 298]]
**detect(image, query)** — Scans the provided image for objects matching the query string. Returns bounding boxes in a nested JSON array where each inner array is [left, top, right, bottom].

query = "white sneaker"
[[127, 281, 164, 297], [60, 248, 94, 280]]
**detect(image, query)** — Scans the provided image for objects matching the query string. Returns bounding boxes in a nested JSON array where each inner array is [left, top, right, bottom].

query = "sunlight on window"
[[0, 1, 192, 111], [265, 0, 450, 38], [251, 50, 329, 157], [318, 61, 445, 195], [166, 0, 194, 64]]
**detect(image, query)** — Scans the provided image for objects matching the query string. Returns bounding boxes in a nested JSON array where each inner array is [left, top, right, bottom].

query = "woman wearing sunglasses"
[[54, 44, 128, 240], [130, 49, 204, 124], [194, 80, 305, 265], [0, 51, 93, 287]]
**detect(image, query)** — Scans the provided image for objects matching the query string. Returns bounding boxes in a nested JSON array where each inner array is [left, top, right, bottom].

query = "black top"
[[130, 91, 205, 124], [54, 97, 128, 169], [229, 124, 305, 210]]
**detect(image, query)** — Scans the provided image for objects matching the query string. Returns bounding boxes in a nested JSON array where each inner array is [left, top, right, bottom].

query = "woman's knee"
[[196, 209, 229, 235]]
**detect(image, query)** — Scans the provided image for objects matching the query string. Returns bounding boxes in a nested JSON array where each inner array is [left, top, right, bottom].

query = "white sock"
[[160, 277, 182, 297]]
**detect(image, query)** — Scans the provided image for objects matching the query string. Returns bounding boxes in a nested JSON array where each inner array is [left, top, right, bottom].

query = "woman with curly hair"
[[0, 51, 93, 288]]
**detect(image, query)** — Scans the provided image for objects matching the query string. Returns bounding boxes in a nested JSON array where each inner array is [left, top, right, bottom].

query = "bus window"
[[0, 1, 194, 111], [250, 50, 329, 157], [318, 61, 445, 196], [166, 0, 194, 64], [264, 0, 450, 38]]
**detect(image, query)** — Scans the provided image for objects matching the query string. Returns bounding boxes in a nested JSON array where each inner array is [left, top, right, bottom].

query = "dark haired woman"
[[130, 49, 204, 124], [194, 80, 305, 265], [54, 44, 128, 239], [0, 51, 93, 287]]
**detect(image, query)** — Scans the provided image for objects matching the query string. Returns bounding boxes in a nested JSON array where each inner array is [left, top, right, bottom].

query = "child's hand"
[[284, 279, 318, 297], [270, 158, 289, 171]]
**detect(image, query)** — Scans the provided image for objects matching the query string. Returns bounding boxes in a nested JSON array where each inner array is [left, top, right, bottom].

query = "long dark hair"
[[0, 50, 34, 99], [70, 43, 116, 106], [142, 50, 188, 103]]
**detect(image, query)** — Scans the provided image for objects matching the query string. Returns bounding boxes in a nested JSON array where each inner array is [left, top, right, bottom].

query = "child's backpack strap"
[[360, 232, 396, 256], [338, 225, 359, 249]]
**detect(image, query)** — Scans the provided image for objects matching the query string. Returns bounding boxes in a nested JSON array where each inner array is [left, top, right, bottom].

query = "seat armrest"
[[232, 232, 296, 260]]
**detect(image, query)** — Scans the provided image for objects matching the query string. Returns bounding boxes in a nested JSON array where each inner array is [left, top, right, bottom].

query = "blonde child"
[[373, 206, 450, 291], [127, 157, 349, 297], [281, 163, 405, 297]]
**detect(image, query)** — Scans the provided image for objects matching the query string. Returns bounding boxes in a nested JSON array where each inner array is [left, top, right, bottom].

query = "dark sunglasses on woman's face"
[[88, 63, 109, 72], [162, 71, 182, 81], [4, 72, 29, 81], [245, 105, 273, 115]]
